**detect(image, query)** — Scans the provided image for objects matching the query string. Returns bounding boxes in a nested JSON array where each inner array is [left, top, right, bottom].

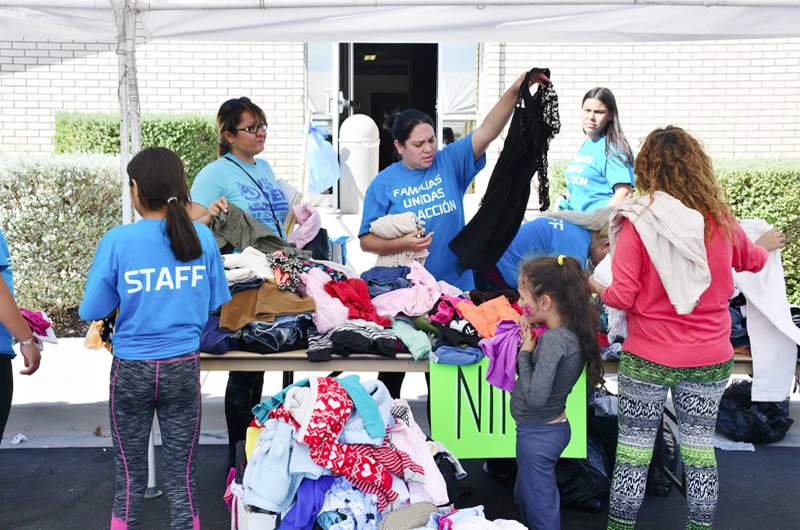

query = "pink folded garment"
[[299, 268, 349, 334], [372, 262, 463, 318], [287, 203, 321, 249], [20, 308, 51, 336], [429, 295, 473, 324]]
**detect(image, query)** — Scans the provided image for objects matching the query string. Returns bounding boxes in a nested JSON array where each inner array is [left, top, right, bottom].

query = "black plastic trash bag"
[[555, 437, 610, 512], [588, 412, 618, 475], [648, 422, 680, 497], [717, 379, 794, 444]]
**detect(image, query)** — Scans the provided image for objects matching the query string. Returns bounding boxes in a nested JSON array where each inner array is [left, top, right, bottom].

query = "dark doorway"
[[344, 43, 438, 171]]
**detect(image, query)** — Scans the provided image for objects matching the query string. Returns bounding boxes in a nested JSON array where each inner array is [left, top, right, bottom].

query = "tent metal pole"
[[5, 0, 800, 8], [116, 1, 133, 226], [126, 0, 142, 158]]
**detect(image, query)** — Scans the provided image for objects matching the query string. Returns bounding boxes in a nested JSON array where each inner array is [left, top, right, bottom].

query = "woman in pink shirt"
[[589, 126, 785, 530]]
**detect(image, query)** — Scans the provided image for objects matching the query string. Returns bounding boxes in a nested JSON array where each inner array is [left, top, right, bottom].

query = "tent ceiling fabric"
[[0, 7, 118, 42], [142, 6, 800, 42], [3, 4, 800, 43]]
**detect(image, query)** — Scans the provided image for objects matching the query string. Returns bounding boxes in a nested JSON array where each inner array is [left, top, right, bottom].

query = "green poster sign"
[[429, 358, 587, 459]]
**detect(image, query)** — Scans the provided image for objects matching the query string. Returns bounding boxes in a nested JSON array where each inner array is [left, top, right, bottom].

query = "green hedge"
[[547, 158, 800, 304], [54, 112, 217, 184], [0, 154, 121, 333]]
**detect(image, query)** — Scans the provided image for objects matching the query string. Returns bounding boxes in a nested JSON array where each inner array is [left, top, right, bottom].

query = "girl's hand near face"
[[519, 317, 538, 352]]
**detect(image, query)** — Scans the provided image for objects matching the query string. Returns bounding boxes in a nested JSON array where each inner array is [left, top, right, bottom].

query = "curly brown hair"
[[634, 126, 735, 240]]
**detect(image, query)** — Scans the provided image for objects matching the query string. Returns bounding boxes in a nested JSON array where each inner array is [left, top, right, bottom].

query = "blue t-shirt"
[[564, 136, 633, 212], [358, 135, 486, 290], [0, 228, 15, 357], [79, 220, 231, 361], [496, 218, 591, 289], [191, 153, 289, 237]]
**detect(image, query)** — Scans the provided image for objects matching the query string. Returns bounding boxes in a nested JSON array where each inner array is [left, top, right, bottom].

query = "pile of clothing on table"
[[226, 375, 478, 529], [200, 244, 358, 355], [201, 206, 545, 382]]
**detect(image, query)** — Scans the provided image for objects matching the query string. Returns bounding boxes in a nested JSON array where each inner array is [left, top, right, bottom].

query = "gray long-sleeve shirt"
[[510, 325, 584, 425]]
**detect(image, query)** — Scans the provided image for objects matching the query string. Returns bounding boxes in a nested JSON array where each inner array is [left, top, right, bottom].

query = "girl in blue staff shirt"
[[512, 255, 604, 530], [80, 147, 230, 530], [560, 87, 634, 212]]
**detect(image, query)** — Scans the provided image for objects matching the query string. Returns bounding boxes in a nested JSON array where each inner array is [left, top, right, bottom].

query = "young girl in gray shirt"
[[511, 255, 604, 530]]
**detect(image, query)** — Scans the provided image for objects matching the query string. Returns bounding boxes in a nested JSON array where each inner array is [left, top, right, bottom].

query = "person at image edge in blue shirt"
[[0, 227, 41, 443], [559, 87, 635, 212], [80, 147, 230, 530], [359, 70, 551, 293]]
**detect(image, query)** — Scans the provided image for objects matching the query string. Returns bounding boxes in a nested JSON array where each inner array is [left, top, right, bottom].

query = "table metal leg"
[[145, 420, 163, 499]]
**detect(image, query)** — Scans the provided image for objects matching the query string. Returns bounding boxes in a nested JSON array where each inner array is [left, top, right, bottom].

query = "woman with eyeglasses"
[[190, 97, 288, 237], [190, 97, 288, 472]]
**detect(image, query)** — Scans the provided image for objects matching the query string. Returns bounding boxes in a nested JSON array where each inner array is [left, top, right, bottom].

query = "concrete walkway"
[[1, 338, 432, 449]]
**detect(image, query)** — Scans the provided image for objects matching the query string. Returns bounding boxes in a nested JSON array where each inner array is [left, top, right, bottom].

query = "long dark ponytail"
[[519, 256, 604, 387], [127, 147, 203, 262], [582, 87, 633, 166]]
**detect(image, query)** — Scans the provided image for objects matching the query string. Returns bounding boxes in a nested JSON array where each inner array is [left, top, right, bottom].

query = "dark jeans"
[[0, 355, 12, 441], [514, 420, 571, 530], [225, 371, 264, 469]]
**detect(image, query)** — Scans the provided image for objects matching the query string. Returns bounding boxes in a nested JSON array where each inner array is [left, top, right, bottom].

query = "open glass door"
[[437, 43, 479, 177], [306, 42, 342, 208]]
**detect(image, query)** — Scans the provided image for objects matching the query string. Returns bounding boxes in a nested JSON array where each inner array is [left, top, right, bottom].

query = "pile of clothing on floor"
[[225, 375, 478, 528]]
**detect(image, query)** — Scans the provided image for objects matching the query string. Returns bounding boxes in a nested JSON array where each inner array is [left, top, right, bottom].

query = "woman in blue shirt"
[[360, 70, 549, 400], [476, 207, 613, 292], [359, 70, 550, 293], [0, 227, 41, 442], [81, 147, 230, 530], [560, 88, 634, 212], [190, 97, 292, 472], [190, 97, 288, 237]]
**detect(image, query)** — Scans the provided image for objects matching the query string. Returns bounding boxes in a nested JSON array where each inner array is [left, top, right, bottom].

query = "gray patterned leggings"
[[109, 352, 202, 530], [607, 352, 733, 530]]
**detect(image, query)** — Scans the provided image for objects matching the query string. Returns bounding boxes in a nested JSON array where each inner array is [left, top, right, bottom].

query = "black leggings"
[[225, 371, 264, 469], [0, 355, 12, 441]]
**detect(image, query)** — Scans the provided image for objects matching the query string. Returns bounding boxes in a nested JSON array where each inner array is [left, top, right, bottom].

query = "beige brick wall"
[[0, 40, 306, 186], [486, 39, 800, 161]]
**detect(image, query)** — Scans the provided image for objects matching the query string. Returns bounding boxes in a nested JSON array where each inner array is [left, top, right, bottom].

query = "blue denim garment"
[[729, 306, 749, 347], [229, 277, 264, 295], [430, 345, 484, 365], [200, 315, 240, 354], [360, 266, 412, 298], [238, 313, 312, 353], [514, 421, 571, 530]]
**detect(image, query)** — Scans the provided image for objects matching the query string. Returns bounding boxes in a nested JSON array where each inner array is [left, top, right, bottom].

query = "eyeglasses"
[[223, 96, 251, 111], [236, 122, 268, 134]]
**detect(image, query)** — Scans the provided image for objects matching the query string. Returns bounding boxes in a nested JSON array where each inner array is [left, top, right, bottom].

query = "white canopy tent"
[[4, 0, 800, 222], [3, 0, 800, 497]]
